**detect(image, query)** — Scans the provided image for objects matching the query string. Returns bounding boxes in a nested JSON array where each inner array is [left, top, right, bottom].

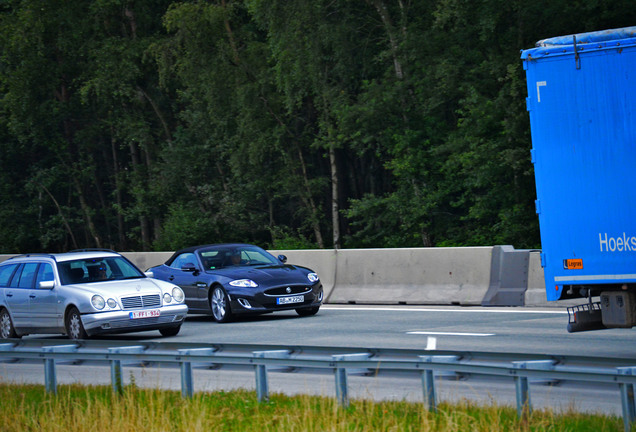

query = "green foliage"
[[1, 0, 635, 252], [269, 226, 319, 250]]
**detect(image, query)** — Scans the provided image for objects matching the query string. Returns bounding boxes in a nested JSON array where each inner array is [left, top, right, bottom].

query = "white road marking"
[[321, 305, 568, 314], [407, 331, 495, 337], [425, 336, 437, 350]]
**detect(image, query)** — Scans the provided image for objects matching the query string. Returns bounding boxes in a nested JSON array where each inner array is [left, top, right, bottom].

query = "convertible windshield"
[[58, 256, 144, 285], [199, 245, 279, 269]]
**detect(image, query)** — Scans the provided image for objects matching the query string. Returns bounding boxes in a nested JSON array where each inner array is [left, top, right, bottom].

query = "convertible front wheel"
[[296, 306, 320, 317], [210, 286, 233, 323]]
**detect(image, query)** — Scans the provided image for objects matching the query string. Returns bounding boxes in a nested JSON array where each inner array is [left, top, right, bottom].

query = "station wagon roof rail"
[[6, 253, 58, 261]]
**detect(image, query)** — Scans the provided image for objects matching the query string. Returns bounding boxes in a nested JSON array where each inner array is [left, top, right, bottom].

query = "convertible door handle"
[[168, 276, 175, 281], [29, 294, 37, 298]]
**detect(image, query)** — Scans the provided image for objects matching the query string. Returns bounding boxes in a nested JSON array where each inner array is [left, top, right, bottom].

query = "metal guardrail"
[[1, 340, 635, 431]]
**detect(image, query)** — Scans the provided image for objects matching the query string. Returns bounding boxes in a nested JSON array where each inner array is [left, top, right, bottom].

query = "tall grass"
[[0, 383, 623, 432]]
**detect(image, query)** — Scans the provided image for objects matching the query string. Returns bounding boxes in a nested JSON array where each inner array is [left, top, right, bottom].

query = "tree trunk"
[[296, 145, 324, 248], [71, 173, 102, 248], [369, 0, 405, 80], [330, 144, 340, 249], [111, 129, 127, 250]]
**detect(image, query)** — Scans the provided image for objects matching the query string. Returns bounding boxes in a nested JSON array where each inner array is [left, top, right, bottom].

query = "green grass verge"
[[0, 382, 624, 431]]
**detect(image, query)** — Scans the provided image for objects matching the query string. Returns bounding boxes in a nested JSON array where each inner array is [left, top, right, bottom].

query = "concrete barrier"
[[0, 247, 557, 307], [326, 247, 493, 306]]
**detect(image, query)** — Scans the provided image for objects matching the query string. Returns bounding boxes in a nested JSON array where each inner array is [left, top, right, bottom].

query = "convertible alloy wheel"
[[0, 309, 18, 339], [210, 286, 232, 323], [65, 307, 88, 340], [296, 306, 320, 317]]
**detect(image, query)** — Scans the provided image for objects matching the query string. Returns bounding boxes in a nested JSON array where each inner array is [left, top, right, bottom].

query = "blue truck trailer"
[[521, 26, 636, 332]]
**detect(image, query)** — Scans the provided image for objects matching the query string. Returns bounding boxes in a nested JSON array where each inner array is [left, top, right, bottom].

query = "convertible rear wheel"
[[210, 286, 233, 323], [66, 307, 88, 340], [0, 309, 18, 339], [296, 306, 320, 317]]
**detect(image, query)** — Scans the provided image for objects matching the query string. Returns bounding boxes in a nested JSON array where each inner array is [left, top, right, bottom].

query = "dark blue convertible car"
[[147, 243, 323, 322]]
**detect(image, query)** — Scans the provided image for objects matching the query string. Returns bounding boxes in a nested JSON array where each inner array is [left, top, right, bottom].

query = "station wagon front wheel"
[[0, 309, 18, 339], [65, 307, 88, 340]]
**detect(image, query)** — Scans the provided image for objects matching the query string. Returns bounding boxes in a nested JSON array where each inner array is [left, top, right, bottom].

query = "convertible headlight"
[[229, 279, 258, 288], [307, 272, 319, 283], [172, 287, 185, 302], [91, 295, 105, 310]]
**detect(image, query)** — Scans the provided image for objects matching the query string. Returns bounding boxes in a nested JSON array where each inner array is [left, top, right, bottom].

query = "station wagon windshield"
[[58, 256, 144, 285]]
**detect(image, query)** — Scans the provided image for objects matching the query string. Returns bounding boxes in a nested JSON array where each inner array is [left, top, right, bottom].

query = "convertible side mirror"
[[181, 263, 198, 272], [278, 254, 287, 264]]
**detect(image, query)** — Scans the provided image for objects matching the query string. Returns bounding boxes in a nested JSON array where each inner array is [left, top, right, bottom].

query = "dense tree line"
[[0, 0, 634, 253]]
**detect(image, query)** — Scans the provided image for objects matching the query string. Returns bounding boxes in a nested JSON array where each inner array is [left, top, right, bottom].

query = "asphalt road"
[[78, 304, 636, 359], [4, 304, 635, 416]]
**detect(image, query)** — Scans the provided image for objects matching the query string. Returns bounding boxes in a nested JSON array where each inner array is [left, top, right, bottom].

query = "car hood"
[[65, 277, 167, 296], [208, 264, 314, 285]]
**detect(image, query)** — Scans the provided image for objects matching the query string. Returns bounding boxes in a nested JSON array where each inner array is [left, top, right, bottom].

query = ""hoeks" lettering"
[[599, 233, 636, 252]]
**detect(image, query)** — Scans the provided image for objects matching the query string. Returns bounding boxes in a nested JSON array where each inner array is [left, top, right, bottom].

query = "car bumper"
[[81, 304, 188, 336], [230, 284, 323, 315]]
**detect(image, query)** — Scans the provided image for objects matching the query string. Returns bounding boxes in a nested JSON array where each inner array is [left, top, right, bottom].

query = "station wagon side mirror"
[[278, 255, 287, 264], [181, 263, 198, 272], [39, 280, 55, 290], [144, 271, 154, 278]]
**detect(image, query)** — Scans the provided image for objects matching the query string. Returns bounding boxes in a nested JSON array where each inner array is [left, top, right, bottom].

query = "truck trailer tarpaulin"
[[521, 27, 636, 307]]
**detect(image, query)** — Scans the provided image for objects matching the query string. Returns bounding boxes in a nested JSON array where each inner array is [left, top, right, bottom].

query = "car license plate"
[[129, 309, 160, 319], [277, 295, 304, 305]]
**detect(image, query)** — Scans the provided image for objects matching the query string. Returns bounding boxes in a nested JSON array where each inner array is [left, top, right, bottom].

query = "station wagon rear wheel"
[[66, 307, 88, 340], [0, 309, 18, 339], [210, 286, 233, 323]]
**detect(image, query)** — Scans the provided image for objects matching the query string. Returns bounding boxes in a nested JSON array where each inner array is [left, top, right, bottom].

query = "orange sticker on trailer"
[[563, 259, 583, 270]]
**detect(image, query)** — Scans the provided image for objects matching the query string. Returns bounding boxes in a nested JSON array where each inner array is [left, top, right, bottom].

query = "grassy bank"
[[0, 383, 623, 431]]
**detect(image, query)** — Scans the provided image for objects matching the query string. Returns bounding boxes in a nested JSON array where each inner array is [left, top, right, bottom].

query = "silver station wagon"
[[0, 250, 188, 339]]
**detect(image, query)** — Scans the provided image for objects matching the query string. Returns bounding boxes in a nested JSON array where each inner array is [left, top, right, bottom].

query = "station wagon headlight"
[[91, 295, 105, 310], [229, 279, 258, 288], [307, 273, 319, 283], [163, 293, 172, 304], [107, 298, 117, 309], [173, 287, 184, 302]]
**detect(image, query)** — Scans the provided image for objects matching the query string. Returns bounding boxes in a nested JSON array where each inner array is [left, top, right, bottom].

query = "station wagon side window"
[[35, 263, 55, 288], [0, 264, 19, 288], [16, 262, 39, 288]]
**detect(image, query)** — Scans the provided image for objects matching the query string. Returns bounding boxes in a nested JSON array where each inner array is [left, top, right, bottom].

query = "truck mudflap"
[[567, 291, 636, 332], [567, 302, 606, 333]]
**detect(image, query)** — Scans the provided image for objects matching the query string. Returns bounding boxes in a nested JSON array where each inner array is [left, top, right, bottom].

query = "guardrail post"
[[617, 367, 636, 432], [108, 346, 145, 395], [512, 360, 554, 419], [0, 343, 14, 362], [332, 353, 371, 407], [42, 345, 78, 394], [418, 355, 460, 412], [252, 350, 291, 402], [178, 348, 217, 398]]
